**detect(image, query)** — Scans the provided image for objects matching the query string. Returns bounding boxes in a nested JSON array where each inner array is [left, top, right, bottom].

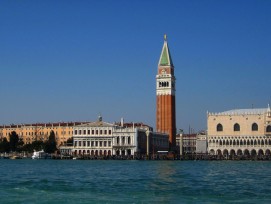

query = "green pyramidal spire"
[[159, 34, 174, 66]]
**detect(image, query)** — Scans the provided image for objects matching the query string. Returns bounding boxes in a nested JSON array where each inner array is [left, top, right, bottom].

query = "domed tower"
[[156, 35, 176, 149]]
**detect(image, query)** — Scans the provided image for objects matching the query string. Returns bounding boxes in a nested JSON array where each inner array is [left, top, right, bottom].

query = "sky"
[[0, 0, 270, 133]]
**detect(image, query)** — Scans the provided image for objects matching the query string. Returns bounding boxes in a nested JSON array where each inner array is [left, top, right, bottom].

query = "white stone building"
[[72, 116, 114, 156], [71, 116, 165, 157]]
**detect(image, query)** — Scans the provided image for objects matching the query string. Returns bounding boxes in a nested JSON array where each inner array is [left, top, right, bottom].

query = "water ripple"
[[1, 160, 271, 203]]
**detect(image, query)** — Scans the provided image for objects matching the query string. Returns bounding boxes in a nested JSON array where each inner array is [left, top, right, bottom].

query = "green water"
[[0, 160, 270, 203]]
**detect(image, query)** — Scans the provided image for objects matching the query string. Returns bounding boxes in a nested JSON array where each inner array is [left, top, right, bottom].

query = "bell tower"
[[156, 35, 176, 149]]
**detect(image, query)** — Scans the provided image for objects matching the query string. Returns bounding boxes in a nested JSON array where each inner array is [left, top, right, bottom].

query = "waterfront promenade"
[[2, 152, 271, 161]]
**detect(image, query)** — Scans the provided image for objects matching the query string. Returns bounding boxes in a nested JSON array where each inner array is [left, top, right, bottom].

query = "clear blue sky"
[[0, 0, 270, 133]]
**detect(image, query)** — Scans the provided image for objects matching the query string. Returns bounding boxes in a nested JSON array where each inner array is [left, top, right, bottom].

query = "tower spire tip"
[[164, 34, 167, 41]]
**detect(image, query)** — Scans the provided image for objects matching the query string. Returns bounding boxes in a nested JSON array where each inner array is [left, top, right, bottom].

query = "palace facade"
[[207, 105, 271, 157], [70, 116, 169, 157]]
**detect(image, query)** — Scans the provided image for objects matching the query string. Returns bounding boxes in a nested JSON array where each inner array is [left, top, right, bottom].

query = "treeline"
[[0, 130, 60, 153]]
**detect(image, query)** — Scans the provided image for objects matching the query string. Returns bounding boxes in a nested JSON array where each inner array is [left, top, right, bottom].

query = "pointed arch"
[[230, 149, 236, 156], [254, 139, 258, 145], [226, 140, 229, 145], [266, 125, 271, 132], [244, 149, 250, 156], [217, 124, 223, 132], [234, 123, 240, 131], [261, 139, 264, 146], [251, 149, 257, 156], [252, 123, 258, 131], [258, 149, 264, 156]]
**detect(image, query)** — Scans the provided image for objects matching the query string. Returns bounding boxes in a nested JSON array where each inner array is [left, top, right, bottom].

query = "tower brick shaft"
[[156, 35, 176, 149]]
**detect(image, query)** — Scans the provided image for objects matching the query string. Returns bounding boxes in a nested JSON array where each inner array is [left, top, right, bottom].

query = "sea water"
[[0, 160, 271, 203]]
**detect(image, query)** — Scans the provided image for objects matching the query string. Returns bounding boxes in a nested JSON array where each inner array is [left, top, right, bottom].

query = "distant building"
[[176, 131, 207, 155], [196, 132, 207, 154], [70, 116, 168, 157], [207, 105, 271, 157], [182, 134, 197, 154], [0, 122, 87, 146]]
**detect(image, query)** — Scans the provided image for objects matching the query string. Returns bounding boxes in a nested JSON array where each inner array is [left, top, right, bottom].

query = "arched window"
[[217, 124, 223, 132], [252, 123, 258, 131], [266, 125, 271, 132], [234, 123, 240, 131], [122, 137, 125, 145], [128, 137, 131, 145]]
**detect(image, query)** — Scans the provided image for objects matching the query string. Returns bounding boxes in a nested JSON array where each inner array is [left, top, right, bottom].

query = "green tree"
[[0, 137, 10, 153], [22, 140, 45, 153], [9, 131, 19, 152], [44, 131, 57, 153], [32, 140, 45, 151], [66, 137, 73, 146], [17, 138, 24, 152], [22, 143, 33, 153]]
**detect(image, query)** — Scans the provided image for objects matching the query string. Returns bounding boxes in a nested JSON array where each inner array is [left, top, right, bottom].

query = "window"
[[74, 130, 77, 135], [252, 123, 258, 131], [234, 123, 240, 131], [88, 130, 90, 135], [104, 141, 107, 147], [96, 130, 98, 135], [109, 130, 112, 135], [267, 125, 271, 132], [216, 124, 223, 132], [92, 130, 94, 135], [122, 137, 125, 145], [100, 141, 103, 147], [100, 130, 102, 135], [83, 130, 86, 135], [104, 130, 107, 135], [79, 130, 82, 135], [108, 141, 111, 147]]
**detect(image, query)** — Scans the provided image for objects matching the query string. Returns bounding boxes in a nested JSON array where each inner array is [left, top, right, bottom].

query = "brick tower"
[[156, 35, 176, 149]]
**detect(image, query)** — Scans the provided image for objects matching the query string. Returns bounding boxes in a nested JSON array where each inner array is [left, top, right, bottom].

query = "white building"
[[71, 116, 163, 157]]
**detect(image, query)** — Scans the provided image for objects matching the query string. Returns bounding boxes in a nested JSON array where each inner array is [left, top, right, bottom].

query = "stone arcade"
[[207, 105, 271, 158]]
